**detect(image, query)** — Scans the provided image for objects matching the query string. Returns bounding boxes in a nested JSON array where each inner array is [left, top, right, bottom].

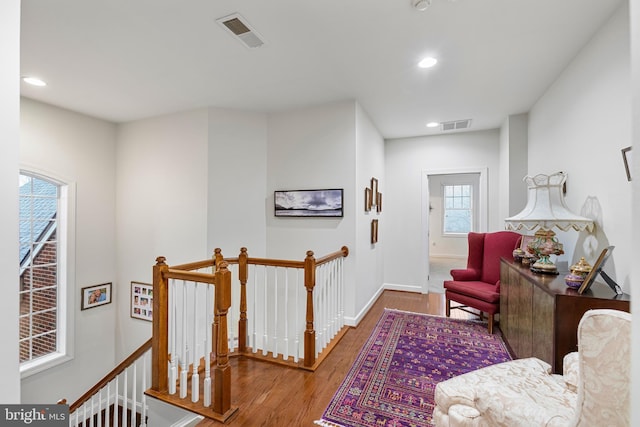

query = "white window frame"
[[19, 169, 75, 378], [441, 183, 474, 236]]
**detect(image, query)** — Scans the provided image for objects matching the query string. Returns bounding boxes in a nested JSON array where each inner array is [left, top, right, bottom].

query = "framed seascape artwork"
[[81, 282, 112, 310], [131, 281, 153, 321], [274, 189, 344, 217]]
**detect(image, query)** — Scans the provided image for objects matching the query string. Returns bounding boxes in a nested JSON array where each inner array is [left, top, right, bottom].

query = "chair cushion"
[[444, 280, 500, 303], [435, 357, 576, 427]]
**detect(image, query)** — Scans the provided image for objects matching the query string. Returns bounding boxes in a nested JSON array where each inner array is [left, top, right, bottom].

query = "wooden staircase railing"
[[146, 257, 237, 423], [147, 246, 349, 423], [218, 246, 350, 370], [59, 338, 152, 427]]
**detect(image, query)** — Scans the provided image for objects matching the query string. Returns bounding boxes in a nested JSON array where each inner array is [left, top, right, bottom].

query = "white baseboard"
[[430, 254, 467, 259], [171, 414, 204, 427], [344, 284, 424, 327]]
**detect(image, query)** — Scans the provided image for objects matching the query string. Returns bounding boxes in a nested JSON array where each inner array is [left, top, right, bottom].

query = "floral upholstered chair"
[[433, 309, 631, 427]]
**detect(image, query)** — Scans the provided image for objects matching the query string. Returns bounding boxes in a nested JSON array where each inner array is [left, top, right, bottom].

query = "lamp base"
[[527, 229, 564, 275], [530, 265, 560, 275]]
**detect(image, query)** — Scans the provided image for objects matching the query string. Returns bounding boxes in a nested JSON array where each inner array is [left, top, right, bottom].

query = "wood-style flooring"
[[195, 290, 476, 427]]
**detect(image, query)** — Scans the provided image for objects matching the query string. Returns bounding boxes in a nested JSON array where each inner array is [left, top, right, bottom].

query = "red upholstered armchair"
[[444, 231, 521, 334]]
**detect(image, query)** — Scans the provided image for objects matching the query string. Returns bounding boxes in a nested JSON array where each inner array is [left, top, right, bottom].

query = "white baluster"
[[113, 376, 118, 427], [169, 280, 177, 395], [191, 282, 200, 403], [89, 396, 94, 427], [132, 361, 137, 427], [294, 268, 300, 363], [123, 368, 128, 427], [141, 351, 148, 427], [262, 266, 268, 356], [96, 389, 102, 427], [105, 382, 110, 427], [180, 280, 188, 399], [273, 267, 278, 358], [204, 284, 213, 406], [283, 268, 289, 361], [252, 266, 257, 353], [330, 261, 337, 338]]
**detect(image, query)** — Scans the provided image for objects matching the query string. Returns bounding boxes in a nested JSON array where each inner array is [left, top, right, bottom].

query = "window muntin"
[[443, 184, 473, 234], [19, 173, 60, 364]]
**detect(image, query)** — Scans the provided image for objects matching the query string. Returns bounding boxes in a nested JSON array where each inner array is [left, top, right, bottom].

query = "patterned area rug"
[[315, 309, 512, 427]]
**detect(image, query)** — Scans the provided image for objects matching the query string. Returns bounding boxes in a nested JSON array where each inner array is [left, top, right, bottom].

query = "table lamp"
[[505, 172, 594, 274]]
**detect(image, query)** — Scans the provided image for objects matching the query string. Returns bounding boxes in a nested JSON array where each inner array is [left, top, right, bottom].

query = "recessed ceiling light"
[[22, 76, 47, 87], [426, 122, 439, 128], [418, 57, 438, 69]]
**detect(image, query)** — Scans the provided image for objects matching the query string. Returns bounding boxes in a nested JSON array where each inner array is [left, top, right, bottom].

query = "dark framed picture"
[[131, 281, 153, 321], [274, 189, 343, 217], [376, 192, 382, 213], [622, 146, 632, 181], [370, 178, 378, 206], [578, 246, 614, 295], [371, 219, 378, 244], [81, 282, 112, 310], [365, 188, 372, 212]]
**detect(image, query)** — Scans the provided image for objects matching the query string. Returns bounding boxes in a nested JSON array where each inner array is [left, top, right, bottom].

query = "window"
[[443, 184, 473, 234], [19, 171, 73, 375]]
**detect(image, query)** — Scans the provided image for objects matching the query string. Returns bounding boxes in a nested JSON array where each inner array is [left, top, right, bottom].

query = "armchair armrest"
[[450, 268, 481, 281], [562, 352, 579, 392]]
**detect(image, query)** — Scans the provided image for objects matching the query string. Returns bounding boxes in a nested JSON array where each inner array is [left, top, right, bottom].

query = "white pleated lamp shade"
[[505, 172, 594, 233]]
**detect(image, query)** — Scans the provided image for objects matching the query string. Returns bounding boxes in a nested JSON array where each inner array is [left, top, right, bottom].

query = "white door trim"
[[421, 167, 488, 293]]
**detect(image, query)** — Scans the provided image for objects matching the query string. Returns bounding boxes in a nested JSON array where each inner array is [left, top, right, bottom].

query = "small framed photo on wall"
[[131, 281, 153, 321], [81, 283, 112, 310]]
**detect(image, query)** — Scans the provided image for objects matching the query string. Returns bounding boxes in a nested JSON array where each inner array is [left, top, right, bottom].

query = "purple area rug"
[[316, 309, 512, 427]]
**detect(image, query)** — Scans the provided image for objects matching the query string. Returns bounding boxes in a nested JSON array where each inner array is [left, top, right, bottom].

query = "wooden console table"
[[499, 258, 630, 373]]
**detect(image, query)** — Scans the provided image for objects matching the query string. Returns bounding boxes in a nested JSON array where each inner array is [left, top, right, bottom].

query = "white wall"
[[499, 113, 528, 221], [353, 103, 385, 322], [207, 108, 268, 258], [115, 109, 209, 358], [0, 0, 21, 404], [20, 98, 118, 404], [528, 4, 632, 292], [384, 130, 501, 290], [266, 101, 358, 318]]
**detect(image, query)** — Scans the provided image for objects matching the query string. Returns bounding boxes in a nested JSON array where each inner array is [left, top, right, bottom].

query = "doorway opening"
[[422, 169, 487, 293]]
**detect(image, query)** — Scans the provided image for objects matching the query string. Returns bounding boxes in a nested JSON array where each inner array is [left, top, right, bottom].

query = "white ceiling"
[[20, 0, 623, 139]]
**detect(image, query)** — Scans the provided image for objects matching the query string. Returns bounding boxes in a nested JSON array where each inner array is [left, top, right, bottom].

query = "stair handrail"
[[59, 338, 152, 413]]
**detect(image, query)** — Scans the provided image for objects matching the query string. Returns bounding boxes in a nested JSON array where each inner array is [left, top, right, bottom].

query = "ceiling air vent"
[[216, 13, 265, 49], [441, 119, 472, 131]]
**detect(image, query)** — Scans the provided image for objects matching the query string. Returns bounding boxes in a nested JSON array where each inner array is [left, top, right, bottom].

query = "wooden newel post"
[[304, 250, 316, 368], [238, 247, 248, 353], [213, 248, 223, 271], [152, 256, 169, 392], [212, 248, 223, 357], [213, 261, 232, 416]]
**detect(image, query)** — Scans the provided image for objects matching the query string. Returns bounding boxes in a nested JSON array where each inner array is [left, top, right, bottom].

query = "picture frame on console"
[[578, 246, 620, 295]]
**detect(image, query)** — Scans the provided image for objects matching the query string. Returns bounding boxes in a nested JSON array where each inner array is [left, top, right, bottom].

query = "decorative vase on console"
[[527, 228, 564, 273]]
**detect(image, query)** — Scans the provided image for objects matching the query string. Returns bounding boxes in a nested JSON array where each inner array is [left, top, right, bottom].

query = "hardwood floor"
[[195, 290, 475, 427]]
